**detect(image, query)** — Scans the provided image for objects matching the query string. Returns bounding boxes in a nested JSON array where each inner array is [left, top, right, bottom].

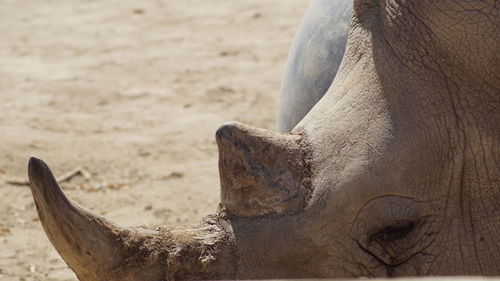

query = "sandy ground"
[[0, 0, 308, 279]]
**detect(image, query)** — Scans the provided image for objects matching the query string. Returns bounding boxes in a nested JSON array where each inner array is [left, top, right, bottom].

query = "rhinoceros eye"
[[370, 220, 415, 242], [351, 196, 438, 267]]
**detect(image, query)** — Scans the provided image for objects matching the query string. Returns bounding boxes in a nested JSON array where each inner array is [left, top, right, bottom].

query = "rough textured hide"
[[27, 0, 499, 279]]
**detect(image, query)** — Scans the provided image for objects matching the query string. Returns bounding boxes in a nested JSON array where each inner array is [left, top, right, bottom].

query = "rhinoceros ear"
[[216, 122, 312, 217]]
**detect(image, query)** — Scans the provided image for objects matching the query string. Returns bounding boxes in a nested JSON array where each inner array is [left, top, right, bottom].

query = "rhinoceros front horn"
[[27, 157, 201, 281], [28, 156, 238, 281], [27, 157, 134, 279], [216, 122, 312, 217]]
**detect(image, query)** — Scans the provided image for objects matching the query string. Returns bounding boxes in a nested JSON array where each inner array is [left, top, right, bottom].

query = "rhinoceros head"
[[28, 0, 499, 280]]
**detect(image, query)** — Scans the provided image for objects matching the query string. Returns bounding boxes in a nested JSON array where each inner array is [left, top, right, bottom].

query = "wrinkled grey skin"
[[278, 0, 352, 132], [27, 0, 499, 280]]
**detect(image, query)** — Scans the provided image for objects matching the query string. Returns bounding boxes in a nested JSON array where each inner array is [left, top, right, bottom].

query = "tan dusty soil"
[[0, 0, 308, 280]]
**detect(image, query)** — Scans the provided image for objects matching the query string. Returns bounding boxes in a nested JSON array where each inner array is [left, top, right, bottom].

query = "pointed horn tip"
[[215, 121, 245, 140], [216, 121, 278, 144], [28, 156, 53, 184], [27, 156, 68, 206], [28, 156, 45, 174]]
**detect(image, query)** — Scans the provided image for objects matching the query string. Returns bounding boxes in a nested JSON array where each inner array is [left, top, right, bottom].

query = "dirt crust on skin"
[[0, 0, 307, 280]]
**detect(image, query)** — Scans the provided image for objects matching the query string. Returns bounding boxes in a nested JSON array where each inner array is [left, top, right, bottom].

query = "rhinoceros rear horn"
[[27, 157, 131, 280], [216, 122, 312, 217]]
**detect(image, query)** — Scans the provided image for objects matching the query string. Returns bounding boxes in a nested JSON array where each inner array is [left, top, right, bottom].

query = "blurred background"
[[0, 0, 307, 280]]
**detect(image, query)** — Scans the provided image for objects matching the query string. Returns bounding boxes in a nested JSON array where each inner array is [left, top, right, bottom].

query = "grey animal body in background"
[[278, 0, 352, 132], [27, 0, 500, 280]]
